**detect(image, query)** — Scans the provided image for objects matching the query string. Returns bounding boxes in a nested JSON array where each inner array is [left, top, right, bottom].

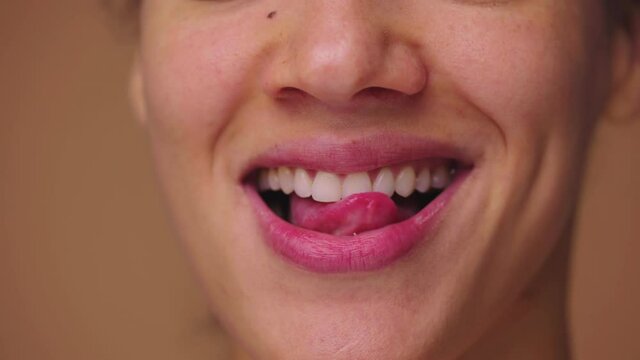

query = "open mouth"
[[248, 160, 460, 237], [241, 135, 474, 273]]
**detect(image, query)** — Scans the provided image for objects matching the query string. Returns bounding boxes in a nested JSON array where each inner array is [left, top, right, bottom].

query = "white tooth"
[[431, 165, 451, 189], [415, 168, 431, 193], [278, 167, 294, 194], [312, 171, 342, 202], [395, 166, 416, 198], [268, 168, 280, 191], [342, 172, 372, 199], [258, 169, 271, 191], [372, 167, 395, 196], [293, 168, 313, 198]]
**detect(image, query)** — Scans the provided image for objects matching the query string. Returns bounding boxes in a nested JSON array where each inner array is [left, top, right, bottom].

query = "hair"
[[102, 0, 140, 37], [608, 0, 640, 34]]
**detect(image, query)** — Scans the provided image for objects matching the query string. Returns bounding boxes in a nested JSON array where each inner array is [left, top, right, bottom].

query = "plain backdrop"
[[1, 1, 639, 359]]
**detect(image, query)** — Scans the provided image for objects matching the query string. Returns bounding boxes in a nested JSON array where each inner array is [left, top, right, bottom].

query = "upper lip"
[[240, 132, 479, 182]]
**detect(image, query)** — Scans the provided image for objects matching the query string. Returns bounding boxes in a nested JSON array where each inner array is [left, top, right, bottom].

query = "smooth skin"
[[130, 1, 640, 359]]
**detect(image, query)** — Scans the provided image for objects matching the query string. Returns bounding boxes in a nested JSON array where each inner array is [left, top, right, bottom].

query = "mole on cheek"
[[267, 11, 277, 19]]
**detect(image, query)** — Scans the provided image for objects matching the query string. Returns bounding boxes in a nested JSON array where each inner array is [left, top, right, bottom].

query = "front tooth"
[[268, 168, 280, 191], [372, 167, 395, 196], [278, 167, 294, 194], [415, 168, 431, 193], [431, 165, 451, 189], [395, 166, 416, 198], [258, 169, 271, 191], [342, 172, 372, 198], [293, 168, 313, 198], [312, 171, 342, 202]]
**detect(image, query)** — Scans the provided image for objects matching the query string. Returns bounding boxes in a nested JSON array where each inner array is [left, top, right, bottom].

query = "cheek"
[[427, 5, 604, 229], [429, 6, 595, 141], [426, 4, 603, 298], [140, 13, 269, 148], [137, 12, 278, 259]]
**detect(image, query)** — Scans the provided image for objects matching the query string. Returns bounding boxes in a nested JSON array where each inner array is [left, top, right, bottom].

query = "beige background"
[[1, 1, 639, 359]]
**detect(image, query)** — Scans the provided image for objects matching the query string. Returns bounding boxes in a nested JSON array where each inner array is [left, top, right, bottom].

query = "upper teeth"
[[258, 164, 452, 203]]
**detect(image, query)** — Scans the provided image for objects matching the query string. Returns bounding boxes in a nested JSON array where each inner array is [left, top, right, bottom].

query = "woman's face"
[[134, 0, 620, 358]]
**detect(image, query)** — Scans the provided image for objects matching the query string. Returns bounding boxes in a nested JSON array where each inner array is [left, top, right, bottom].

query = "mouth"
[[242, 135, 474, 273]]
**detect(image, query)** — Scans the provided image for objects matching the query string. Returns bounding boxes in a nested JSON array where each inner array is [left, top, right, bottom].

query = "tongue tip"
[[291, 192, 400, 235]]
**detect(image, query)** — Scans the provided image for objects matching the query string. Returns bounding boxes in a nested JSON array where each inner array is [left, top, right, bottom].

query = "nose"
[[264, 2, 427, 108]]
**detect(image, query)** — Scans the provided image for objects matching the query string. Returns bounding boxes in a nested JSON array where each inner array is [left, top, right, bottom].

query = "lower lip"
[[245, 172, 467, 273]]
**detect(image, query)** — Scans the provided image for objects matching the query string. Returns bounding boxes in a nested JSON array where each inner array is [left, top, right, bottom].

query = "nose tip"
[[300, 42, 427, 106], [298, 45, 371, 105], [264, 5, 427, 108]]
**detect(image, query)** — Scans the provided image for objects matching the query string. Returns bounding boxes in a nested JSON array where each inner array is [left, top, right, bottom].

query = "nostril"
[[276, 87, 309, 101], [274, 85, 417, 108], [354, 86, 412, 102]]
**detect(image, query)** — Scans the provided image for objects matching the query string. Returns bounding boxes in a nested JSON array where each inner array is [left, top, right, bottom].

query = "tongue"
[[290, 192, 400, 236]]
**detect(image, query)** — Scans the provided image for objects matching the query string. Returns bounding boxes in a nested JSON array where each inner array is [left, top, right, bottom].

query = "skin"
[[130, 1, 640, 359]]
